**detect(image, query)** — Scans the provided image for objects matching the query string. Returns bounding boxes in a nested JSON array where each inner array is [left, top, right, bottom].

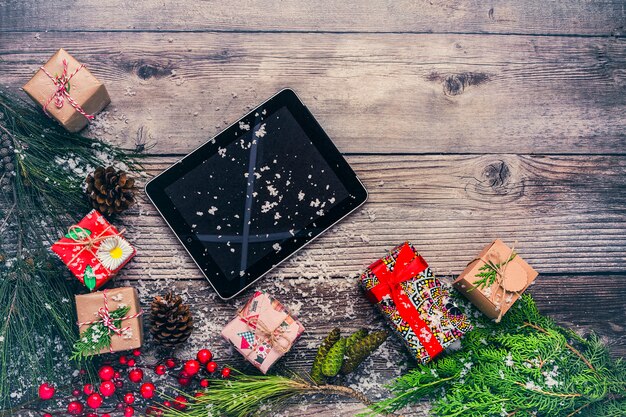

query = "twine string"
[[55, 224, 125, 269], [40, 58, 95, 120], [239, 313, 293, 357], [77, 290, 143, 353]]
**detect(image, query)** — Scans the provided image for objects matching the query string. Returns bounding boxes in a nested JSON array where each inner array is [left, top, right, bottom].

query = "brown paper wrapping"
[[23, 49, 110, 132], [75, 287, 143, 355], [453, 239, 538, 320]]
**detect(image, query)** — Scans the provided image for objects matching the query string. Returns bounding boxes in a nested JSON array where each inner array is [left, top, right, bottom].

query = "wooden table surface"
[[1, 1, 625, 416]]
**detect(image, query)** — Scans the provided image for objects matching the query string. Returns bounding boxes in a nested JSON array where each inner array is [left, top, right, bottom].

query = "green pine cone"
[[321, 337, 347, 377], [340, 330, 389, 375], [310, 328, 341, 384], [346, 328, 368, 350]]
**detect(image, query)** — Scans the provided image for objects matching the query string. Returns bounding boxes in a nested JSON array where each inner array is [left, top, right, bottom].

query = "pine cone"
[[340, 330, 388, 375], [345, 328, 368, 350], [85, 166, 135, 216], [150, 292, 194, 348], [0, 133, 14, 193], [322, 337, 346, 377], [310, 328, 341, 384]]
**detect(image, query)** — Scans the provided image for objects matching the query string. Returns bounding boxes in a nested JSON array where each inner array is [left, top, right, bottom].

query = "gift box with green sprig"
[[51, 209, 136, 291], [72, 287, 143, 359]]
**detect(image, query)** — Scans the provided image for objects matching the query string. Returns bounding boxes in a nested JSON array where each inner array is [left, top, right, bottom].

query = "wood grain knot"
[[483, 160, 511, 189], [132, 62, 173, 80], [427, 72, 490, 96]]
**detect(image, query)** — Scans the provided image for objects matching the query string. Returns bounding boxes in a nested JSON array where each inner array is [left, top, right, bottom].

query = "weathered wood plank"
[[0, 0, 624, 36], [1, 32, 624, 155], [113, 154, 626, 280]]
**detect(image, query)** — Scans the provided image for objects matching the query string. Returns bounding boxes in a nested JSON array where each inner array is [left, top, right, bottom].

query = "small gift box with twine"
[[360, 242, 472, 364], [221, 291, 305, 374], [73, 287, 143, 359], [454, 239, 538, 322], [51, 209, 136, 291], [23, 48, 110, 132]]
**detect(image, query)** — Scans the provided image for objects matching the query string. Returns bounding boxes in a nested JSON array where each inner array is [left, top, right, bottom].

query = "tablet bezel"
[[145, 88, 368, 300]]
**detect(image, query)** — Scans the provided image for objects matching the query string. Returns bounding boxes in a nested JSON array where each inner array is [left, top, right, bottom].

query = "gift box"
[[360, 242, 472, 364], [222, 291, 305, 374], [51, 209, 136, 291], [23, 48, 110, 132], [454, 239, 538, 321], [75, 287, 143, 355]]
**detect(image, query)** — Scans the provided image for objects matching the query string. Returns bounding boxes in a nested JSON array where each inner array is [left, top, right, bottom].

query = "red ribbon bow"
[[367, 243, 443, 359], [40, 58, 95, 121]]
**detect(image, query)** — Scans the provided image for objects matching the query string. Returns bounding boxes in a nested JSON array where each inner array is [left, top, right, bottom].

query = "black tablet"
[[146, 89, 368, 299]]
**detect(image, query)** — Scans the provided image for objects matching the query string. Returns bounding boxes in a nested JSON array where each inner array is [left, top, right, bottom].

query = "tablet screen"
[[163, 105, 351, 280]]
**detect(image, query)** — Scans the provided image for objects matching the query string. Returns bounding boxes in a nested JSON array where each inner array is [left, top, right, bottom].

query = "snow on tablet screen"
[[164, 106, 350, 280]]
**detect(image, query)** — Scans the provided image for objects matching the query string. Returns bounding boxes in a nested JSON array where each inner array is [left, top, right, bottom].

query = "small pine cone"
[[345, 328, 368, 350], [321, 337, 346, 377], [310, 328, 341, 384], [85, 166, 136, 216], [340, 330, 388, 375], [150, 292, 194, 348]]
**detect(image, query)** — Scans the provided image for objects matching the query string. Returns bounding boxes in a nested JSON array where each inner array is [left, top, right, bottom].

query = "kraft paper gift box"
[[222, 291, 305, 374], [51, 210, 136, 291], [23, 48, 110, 132], [453, 239, 539, 321], [360, 242, 472, 364], [75, 287, 144, 355]]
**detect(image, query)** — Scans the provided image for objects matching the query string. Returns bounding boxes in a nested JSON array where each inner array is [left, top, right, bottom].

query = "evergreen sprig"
[[369, 295, 626, 417], [0, 88, 140, 411], [471, 252, 517, 290], [71, 305, 131, 361]]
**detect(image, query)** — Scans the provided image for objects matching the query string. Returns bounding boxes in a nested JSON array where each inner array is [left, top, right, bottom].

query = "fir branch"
[[70, 305, 131, 361], [0, 88, 142, 410], [470, 252, 517, 290]]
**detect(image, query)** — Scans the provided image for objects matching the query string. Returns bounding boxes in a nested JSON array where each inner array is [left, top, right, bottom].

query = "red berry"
[[221, 367, 231, 378], [114, 371, 121, 379], [83, 383, 94, 395], [72, 389, 81, 397], [119, 355, 128, 365], [115, 380, 124, 389], [165, 358, 176, 368], [178, 376, 191, 386], [133, 349, 141, 357], [67, 401, 84, 415], [127, 358, 136, 367], [123, 392, 135, 405], [124, 406, 135, 417], [86, 413, 98, 417], [140, 382, 156, 399], [163, 400, 172, 407], [128, 368, 144, 383], [116, 402, 125, 410], [86, 393, 103, 409], [206, 361, 218, 373], [155, 364, 166, 375], [99, 381, 116, 397], [174, 396, 187, 410], [184, 360, 200, 376], [98, 365, 115, 381], [38, 383, 55, 400], [43, 414, 53, 417], [196, 349, 213, 364], [200, 378, 210, 388], [102, 414, 111, 417]]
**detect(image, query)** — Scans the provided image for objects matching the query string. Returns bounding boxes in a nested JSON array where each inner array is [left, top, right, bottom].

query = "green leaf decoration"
[[65, 227, 91, 241], [65, 80, 71, 93], [83, 265, 97, 291]]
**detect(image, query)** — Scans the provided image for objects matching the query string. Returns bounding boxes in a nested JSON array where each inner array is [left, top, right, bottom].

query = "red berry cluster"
[[37, 349, 231, 416]]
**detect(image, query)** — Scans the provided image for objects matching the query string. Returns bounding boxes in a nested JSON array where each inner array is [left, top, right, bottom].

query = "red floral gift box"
[[51, 210, 136, 291], [360, 242, 472, 363]]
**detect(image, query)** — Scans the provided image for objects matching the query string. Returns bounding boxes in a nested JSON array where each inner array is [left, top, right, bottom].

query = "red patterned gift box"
[[51, 210, 136, 291], [222, 291, 305, 374], [360, 242, 472, 363]]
